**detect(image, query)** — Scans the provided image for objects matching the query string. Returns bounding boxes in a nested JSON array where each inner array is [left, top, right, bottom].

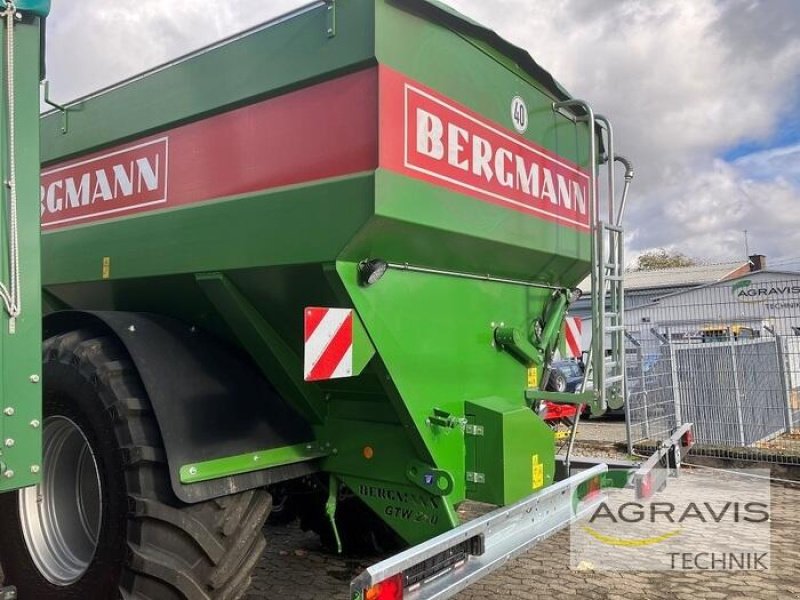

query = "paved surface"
[[246, 451, 800, 599], [572, 417, 628, 445]]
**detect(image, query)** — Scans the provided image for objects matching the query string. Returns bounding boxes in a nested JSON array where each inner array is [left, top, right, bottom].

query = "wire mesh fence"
[[623, 274, 800, 465]]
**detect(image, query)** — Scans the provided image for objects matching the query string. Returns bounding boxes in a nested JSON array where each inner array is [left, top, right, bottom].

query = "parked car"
[[546, 359, 584, 393], [538, 360, 585, 425]]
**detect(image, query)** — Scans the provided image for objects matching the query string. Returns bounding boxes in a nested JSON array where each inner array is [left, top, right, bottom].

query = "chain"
[[0, 1, 20, 330]]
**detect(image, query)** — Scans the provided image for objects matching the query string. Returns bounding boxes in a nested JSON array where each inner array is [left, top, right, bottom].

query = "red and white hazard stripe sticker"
[[564, 316, 582, 359], [304, 307, 354, 382]]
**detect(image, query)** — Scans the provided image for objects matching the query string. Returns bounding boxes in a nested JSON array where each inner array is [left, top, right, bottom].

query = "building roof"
[[641, 268, 800, 305], [578, 260, 748, 293], [624, 261, 749, 290]]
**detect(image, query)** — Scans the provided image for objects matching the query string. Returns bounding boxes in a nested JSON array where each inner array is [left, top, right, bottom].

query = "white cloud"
[[623, 160, 800, 265], [45, 0, 307, 102], [42, 0, 800, 265], [449, 0, 800, 263], [732, 143, 800, 184]]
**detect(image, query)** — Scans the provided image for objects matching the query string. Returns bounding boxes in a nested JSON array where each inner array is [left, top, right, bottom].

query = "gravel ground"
[[247, 439, 800, 600]]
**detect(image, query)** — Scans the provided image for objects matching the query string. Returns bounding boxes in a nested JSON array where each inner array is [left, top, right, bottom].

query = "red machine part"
[[540, 401, 579, 421]]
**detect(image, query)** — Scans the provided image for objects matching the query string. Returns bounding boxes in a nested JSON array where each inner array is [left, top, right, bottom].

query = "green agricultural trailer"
[[0, 1, 693, 598]]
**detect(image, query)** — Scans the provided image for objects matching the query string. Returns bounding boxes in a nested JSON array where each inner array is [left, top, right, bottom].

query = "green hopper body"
[[38, 0, 593, 543]]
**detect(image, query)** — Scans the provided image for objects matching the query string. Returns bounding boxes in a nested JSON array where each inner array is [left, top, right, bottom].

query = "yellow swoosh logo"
[[581, 525, 682, 547]]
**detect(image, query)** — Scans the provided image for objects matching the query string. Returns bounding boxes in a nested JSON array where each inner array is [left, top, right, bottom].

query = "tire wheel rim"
[[19, 415, 103, 586]]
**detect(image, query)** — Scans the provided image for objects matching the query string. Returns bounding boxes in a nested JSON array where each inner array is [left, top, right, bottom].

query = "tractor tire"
[[0, 329, 271, 600]]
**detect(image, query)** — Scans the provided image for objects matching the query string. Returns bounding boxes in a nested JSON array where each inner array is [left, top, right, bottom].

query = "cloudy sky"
[[44, 0, 800, 270]]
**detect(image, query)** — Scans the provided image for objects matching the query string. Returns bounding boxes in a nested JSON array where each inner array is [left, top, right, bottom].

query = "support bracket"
[[406, 460, 454, 496], [42, 80, 68, 134], [180, 442, 330, 484], [325, 0, 336, 38], [494, 326, 542, 367]]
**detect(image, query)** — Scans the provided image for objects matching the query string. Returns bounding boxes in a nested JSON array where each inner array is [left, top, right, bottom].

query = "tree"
[[633, 249, 697, 271]]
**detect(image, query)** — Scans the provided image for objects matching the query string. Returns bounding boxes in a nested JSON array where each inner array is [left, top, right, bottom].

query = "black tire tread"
[[130, 496, 227, 564], [45, 329, 271, 599], [208, 496, 272, 590]]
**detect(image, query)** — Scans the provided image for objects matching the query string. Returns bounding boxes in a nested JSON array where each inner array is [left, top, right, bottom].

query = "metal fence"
[[623, 275, 800, 465]]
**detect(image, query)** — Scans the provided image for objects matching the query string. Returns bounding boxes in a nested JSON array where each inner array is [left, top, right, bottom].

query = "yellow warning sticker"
[[527, 367, 538, 388], [102, 256, 111, 279], [532, 454, 544, 489]]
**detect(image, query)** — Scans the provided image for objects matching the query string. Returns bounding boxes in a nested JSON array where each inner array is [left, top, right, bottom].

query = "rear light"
[[359, 536, 483, 599], [365, 573, 403, 600], [681, 429, 694, 447], [637, 472, 653, 500], [585, 475, 602, 500]]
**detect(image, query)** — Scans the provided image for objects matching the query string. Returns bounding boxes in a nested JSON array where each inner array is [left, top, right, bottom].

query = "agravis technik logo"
[[570, 469, 771, 571]]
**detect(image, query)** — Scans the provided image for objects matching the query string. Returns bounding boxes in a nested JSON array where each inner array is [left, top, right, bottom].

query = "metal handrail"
[[595, 115, 615, 224], [552, 99, 601, 469]]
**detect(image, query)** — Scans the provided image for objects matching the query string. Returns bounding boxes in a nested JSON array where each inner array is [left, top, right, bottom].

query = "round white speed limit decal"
[[510, 96, 528, 134]]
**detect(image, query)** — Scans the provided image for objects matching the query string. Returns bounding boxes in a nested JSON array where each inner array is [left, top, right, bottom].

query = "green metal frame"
[[0, 11, 43, 493]]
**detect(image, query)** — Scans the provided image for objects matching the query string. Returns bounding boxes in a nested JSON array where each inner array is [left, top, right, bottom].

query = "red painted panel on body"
[[379, 66, 590, 231], [41, 69, 379, 229]]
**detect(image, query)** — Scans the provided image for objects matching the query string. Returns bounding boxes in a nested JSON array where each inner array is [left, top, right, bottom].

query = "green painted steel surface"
[[37, 0, 597, 544], [376, 2, 589, 186], [180, 442, 330, 484], [465, 397, 554, 505], [0, 16, 42, 492]]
